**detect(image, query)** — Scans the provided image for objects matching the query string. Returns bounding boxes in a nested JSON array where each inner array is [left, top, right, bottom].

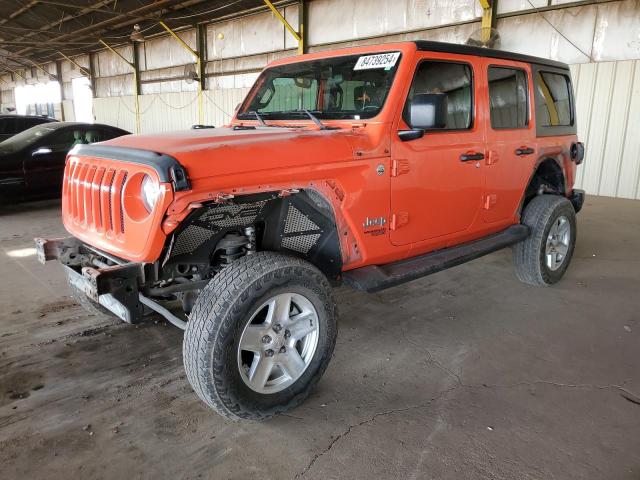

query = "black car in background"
[[0, 122, 130, 201], [0, 114, 58, 142]]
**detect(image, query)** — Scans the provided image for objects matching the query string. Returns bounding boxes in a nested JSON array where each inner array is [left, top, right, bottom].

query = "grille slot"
[[119, 172, 128, 233], [66, 160, 127, 236]]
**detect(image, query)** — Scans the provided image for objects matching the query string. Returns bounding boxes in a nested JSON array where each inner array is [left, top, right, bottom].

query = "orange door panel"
[[482, 59, 537, 224], [390, 54, 486, 246]]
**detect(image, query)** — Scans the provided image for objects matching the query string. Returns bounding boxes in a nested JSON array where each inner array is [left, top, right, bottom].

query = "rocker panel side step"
[[343, 224, 530, 293]]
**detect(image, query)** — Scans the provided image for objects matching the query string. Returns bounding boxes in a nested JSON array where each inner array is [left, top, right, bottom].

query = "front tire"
[[183, 252, 338, 421], [513, 194, 577, 286]]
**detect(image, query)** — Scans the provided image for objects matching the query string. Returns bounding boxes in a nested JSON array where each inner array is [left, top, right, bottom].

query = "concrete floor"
[[0, 196, 638, 479]]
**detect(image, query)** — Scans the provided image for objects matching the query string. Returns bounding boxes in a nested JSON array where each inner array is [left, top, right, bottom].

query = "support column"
[[197, 23, 207, 97], [99, 39, 140, 133], [298, 0, 307, 54], [89, 52, 97, 100], [56, 60, 65, 121]]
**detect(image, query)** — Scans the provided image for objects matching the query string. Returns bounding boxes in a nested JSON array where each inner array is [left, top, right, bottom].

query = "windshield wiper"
[[301, 109, 327, 130], [240, 110, 294, 128], [251, 110, 267, 127]]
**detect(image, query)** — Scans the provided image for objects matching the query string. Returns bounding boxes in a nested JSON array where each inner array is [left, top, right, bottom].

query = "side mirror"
[[408, 93, 447, 130], [32, 147, 52, 157]]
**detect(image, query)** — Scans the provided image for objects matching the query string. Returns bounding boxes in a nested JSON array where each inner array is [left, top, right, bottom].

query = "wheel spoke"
[[279, 350, 306, 380], [266, 294, 292, 325], [546, 253, 555, 269], [239, 325, 264, 352], [248, 355, 274, 389], [556, 242, 569, 256], [557, 219, 570, 237], [287, 312, 318, 341]]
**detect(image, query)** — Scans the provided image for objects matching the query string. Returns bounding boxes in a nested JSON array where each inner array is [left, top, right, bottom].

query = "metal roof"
[[0, 0, 271, 75]]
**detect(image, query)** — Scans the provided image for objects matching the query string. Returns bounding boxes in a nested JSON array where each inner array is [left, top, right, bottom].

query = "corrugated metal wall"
[[93, 88, 249, 134], [4, 0, 639, 200], [571, 60, 640, 200]]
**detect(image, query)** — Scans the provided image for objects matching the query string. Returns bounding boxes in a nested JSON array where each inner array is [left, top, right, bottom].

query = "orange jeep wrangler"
[[36, 41, 585, 420]]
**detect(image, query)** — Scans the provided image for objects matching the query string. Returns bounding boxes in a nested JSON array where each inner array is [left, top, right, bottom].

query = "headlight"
[[141, 175, 160, 212]]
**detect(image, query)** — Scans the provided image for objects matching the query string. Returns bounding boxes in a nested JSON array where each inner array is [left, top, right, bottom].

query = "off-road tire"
[[183, 252, 338, 421], [513, 194, 577, 286], [66, 270, 114, 317]]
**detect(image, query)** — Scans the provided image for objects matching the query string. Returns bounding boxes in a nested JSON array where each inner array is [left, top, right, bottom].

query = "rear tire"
[[183, 252, 338, 421], [513, 194, 576, 286]]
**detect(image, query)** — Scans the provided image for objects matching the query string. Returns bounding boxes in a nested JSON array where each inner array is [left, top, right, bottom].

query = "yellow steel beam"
[[159, 21, 203, 125], [99, 39, 140, 133], [24, 58, 57, 81], [159, 21, 198, 57], [57, 51, 92, 78], [536, 71, 560, 125], [480, 0, 495, 44], [263, 0, 303, 54], [0, 62, 26, 81]]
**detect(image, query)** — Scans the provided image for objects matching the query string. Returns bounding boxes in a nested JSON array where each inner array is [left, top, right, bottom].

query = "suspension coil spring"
[[244, 226, 256, 255]]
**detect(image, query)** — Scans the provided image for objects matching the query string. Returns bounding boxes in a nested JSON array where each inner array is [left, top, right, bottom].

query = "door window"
[[47, 129, 80, 152], [404, 61, 473, 130], [488, 67, 528, 129], [535, 72, 572, 126], [85, 128, 122, 143]]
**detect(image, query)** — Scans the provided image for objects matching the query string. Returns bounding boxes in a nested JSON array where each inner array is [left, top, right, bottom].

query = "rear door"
[[482, 59, 536, 224], [390, 54, 486, 246]]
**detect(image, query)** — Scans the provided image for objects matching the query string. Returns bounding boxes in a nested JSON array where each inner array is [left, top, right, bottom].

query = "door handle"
[[515, 147, 535, 156], [460, 152, 485, 162]]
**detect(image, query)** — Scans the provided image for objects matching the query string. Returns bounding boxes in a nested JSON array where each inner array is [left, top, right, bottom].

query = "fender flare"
[[517, 154, 567, 215]]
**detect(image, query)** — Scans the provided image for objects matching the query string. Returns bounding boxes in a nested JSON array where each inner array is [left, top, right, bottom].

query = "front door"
[[390, 55, 486, 246], [25, 126, 80, 194], [482, 59, 536, 224]]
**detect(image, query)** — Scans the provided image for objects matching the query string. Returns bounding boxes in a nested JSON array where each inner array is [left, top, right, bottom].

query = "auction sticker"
[[353, 52, 400, 70]]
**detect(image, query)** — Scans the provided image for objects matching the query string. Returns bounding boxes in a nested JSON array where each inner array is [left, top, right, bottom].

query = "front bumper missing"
[[64, 266, 139, 323], [35, 237, 143, 324]]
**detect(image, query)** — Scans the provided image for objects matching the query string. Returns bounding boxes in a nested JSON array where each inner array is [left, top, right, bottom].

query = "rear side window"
[[488, 67, 528, 129], [404, 61, 473, 130], [535, 72, 572, 127]]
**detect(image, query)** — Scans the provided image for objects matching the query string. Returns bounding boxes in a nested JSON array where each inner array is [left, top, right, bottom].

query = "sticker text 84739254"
[[353, 52, 401, 71]]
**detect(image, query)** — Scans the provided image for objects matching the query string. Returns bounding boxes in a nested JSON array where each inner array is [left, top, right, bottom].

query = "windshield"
[[0, 123, 58, 152], [238, 52, 401, 121]]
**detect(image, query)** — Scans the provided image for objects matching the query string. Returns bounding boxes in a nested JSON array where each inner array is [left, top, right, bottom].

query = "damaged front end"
[[35, 237, 187, 328], [35, 189, 343, 330]]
